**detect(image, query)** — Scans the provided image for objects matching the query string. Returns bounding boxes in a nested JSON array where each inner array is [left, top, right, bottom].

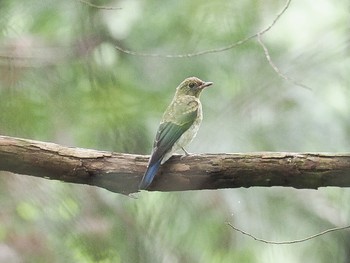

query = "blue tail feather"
[[139, 159, 162, 190]]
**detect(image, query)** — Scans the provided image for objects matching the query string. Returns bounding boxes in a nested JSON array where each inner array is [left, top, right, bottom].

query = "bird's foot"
[[181, 147, 190, 158]]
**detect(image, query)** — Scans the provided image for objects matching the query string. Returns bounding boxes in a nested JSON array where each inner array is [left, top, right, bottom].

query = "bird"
[[139, 77, 213, 190]]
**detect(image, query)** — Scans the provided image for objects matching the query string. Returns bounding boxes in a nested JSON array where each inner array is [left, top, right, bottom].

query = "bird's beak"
[[198, 81, 213, 90]]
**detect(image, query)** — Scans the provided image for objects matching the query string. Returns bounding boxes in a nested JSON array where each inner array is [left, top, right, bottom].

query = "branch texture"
[[1, 135, 350, 195]]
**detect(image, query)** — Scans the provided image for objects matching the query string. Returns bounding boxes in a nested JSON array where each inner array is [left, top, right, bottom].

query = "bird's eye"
[[189, 83, 196, 89]]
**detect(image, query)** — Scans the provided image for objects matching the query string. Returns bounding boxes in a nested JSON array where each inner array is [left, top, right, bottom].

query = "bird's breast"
[[160, 101, 202, 164], [176, 103, 202, 148]]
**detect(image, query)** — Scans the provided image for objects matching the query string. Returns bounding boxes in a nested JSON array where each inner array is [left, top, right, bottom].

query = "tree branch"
[[1, 135, 350, 195], [76, 0, 121, 10], [257, 34, 311, 90], [115, 0, 291, 58], [227, 223, 350, 245]]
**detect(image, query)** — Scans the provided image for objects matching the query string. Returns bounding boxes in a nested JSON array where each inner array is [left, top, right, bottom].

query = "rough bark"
[[1, 135, 350, 195]]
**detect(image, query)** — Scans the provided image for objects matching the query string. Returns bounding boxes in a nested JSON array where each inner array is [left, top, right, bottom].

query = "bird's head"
[[175, 77, 213, 98]]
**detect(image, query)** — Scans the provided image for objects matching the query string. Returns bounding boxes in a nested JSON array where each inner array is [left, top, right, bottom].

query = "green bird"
[[139, 77, 213, 190]]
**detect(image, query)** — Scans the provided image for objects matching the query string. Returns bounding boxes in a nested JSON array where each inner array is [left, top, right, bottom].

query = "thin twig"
[[115, 0, 291, 58], [257, 34, 311, 90], [227, 222, 350, 245], [77, 0, 121, 10]]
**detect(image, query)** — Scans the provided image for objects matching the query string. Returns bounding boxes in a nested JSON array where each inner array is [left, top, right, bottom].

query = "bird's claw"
[[181, 147, 190, 158]]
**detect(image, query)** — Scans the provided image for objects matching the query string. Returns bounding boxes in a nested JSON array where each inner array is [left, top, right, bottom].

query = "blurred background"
[[1, 0, 350, 262]]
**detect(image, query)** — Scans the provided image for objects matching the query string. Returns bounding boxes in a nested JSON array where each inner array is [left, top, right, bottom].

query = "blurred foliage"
[[1, 0, 350, 262]]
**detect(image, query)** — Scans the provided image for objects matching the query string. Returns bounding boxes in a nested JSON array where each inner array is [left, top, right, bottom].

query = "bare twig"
[[227, 223, 350, 244], [77, 0, 121, 10], [115, 0, 291, 57], [257, 34, 311, 90]]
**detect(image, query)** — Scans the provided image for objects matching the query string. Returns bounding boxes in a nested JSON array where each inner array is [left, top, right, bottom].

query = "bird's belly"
[[177, 104, 203, 147], [160, 99, 203, 164], [161, 112, 202, 164], [176, 120, 201, 148]]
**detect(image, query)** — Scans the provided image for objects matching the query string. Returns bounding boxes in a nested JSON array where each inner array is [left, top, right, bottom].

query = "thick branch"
[[1, 135, 350, 195]]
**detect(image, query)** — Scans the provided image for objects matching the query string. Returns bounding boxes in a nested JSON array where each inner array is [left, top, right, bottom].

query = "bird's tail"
[[139, 159, 162, 190]]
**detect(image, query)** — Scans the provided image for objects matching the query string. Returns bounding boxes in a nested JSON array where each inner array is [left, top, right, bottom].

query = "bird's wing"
[[139, 99, 199, 189], [150, 100, 199, 164]]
